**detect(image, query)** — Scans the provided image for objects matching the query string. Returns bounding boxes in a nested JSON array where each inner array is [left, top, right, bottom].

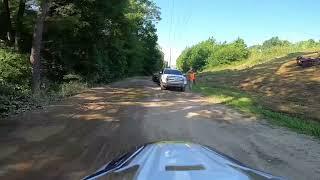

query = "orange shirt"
[[189, 72, 196, 80]]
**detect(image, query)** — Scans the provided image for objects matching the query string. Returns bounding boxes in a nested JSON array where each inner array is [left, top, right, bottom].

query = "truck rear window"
[[164, 69, 182, 75]]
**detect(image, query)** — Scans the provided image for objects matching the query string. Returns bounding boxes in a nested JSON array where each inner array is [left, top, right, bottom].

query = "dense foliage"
[[177, 38, 249, 72], [0, 0, 164, 82], [177, 36, 320, 72], [0, 0, 164, 116], [42, 0, 164, 83], [0, 48, 31, 115]]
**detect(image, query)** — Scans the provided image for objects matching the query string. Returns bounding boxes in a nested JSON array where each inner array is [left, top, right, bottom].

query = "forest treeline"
[[177, 36, 320, 72], [0, 0, 164, 116]]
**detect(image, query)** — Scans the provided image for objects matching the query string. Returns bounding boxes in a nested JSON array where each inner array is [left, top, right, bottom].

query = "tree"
[[177, 38, 249, 71], [14, 0, 26, 51], [262, 36, 285, 48], [2, 0, 13, 43], [30, 0, 50, 94], [2, 0, 164, 94]]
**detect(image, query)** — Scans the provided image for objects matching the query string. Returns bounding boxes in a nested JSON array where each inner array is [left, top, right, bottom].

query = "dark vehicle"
[[152, 72, 161, 84], [296, 56, 320, 67], [83, 141, 285, 180]]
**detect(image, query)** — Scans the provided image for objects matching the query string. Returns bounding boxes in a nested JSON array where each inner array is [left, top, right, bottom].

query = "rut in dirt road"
[[0, 77, 320, 180]]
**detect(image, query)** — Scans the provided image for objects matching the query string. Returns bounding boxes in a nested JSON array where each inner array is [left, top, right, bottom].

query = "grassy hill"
[[195, 50, 320, 137]]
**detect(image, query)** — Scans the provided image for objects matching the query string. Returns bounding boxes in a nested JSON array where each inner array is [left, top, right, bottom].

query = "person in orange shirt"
[[187, 67, 196, 90]]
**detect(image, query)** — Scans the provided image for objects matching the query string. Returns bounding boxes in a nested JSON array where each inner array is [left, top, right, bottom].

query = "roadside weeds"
[[193, 84, 320, 138]]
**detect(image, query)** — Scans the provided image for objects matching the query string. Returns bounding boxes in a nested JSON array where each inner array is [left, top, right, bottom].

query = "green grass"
[[197, 46, 320, 137], [193, 84, 320, 138], [204, 46, 320, 72]]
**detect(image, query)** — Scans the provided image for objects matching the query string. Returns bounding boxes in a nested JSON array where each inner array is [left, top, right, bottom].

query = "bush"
[[0, 82, 33, 117], [60, 81, 87, 97], [177, 38, 249, 71], [178, 37, 320, 72], [0, 48, 30, 86], [0, 49, 32, 117], [207, 39, 249, 66], [0, 49, 88, 117]]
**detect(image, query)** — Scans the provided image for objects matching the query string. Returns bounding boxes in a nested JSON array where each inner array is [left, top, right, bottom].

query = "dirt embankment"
[[199, 52, 320, 121]]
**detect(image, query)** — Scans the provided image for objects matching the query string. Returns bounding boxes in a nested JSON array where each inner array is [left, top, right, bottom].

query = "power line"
[[167, 0, 193, 68], [173, 0, 193, 63], [182, 0, 193, 48], [300, 32, 320, 39], [168, 0, 174, 67]]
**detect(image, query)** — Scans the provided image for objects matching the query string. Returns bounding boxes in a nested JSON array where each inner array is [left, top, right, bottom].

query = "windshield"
[[164, 69, 182, 75]]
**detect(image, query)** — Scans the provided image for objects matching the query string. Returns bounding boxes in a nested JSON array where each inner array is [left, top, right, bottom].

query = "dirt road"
[[0, 77, 319, 180]]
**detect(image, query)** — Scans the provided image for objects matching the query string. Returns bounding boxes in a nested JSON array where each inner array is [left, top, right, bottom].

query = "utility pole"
[[169, 47, 172, 68]]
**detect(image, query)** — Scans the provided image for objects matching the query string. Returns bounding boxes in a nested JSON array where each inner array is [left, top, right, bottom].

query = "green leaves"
[[0, 48, 30, 85], [177, 38, 249, 71], [261, 36, 294, 49], [43, 0, 163, 82], [0, 0, 164, 116]]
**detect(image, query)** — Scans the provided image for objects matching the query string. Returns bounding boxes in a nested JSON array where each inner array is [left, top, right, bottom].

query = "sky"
[[154, 0, 320, 67]]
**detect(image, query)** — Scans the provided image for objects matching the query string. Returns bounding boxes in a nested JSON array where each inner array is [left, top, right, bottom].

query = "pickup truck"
[[160, 68, 187, 91]]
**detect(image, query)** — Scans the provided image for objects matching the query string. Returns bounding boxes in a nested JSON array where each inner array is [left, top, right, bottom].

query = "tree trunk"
[[3, 0, 13, 43], [30, 0, 50, 95], [14, 0, 26, 51]]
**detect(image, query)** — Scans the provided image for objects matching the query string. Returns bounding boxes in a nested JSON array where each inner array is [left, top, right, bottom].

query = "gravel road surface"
[[0, 77, 319, 180]]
